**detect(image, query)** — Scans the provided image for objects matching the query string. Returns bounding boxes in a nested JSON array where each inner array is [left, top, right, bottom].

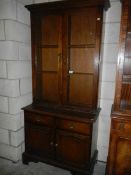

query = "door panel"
[[121, 84, 131, 106], [114, 137, 131, 175], [42, 15, 60, 45], [35, 15, 62, 103], [70, 48, 95, 74], [56, 130, 90, 168], [125, 38, 131, 58], [123, 57, 131, 75], [69, 74, 93, 106], [42, 73, 59, 102], [25, 124, 54, 158], [41, 48, 58, 71], [70, 8, 97, 45], [120, 6, 131, 107], [66, 8, 98, 107]]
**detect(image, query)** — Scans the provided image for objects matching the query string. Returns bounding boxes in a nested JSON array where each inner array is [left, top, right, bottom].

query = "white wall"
[[0, 0, 121, 162], [0, 0, 32, 162], [98, 0, 121, 161]]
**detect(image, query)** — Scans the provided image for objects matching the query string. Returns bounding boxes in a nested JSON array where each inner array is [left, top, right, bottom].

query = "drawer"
[[56, 119, 91, 135], [112, 120, 131, 133], [25, 112, 54, 127]]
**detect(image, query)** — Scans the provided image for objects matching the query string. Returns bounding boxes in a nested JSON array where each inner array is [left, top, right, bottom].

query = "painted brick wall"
[[0, 0, 32, 162]]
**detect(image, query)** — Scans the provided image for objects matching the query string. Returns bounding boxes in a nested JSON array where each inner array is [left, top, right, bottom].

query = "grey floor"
[[0, 158, 106, 175]]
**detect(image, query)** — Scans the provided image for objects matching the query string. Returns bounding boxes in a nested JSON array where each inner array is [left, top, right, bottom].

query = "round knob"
[[69, 125, 74, 129], [50, 142, 53, 146], [36, 119, 41, 123], [97, 17, 101, 21], [55, 144, 58, 147]]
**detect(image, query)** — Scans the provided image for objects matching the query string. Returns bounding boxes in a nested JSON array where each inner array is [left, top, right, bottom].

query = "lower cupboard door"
[[114, 137, 131, 175], [25, 124, 54, 158], [55, 130, 91, 169]]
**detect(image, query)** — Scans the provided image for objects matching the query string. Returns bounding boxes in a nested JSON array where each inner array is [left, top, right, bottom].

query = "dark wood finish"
[[32, 6, 103, 108], [23, 105, 100, 174], [106, 112, 131, 175], [55, 130, 91, 168], [56, 119, 91, 135], [106, 1, 131, 174], [25, 0, 110, 12], [25, 124, 54, 158], [23, 0, 109, 175]]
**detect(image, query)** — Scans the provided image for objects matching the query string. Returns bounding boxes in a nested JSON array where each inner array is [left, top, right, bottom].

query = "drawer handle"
[[119, 123, 125, 130], [36, 119, 41, 123], [69, 125, 74, 129], [55, 143, 58, 147]]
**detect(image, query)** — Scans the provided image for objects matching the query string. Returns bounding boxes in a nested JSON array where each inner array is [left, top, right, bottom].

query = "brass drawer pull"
[[55, 143, 58, 147], [36, 119, 41, 123], [119, 123, 125, 130], [69, 125, 74, 129]]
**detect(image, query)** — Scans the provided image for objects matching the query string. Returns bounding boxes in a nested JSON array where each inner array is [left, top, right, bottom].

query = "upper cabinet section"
[[114, 0, 131, 110], [26, 0, 110, 12], [26, 0, 110, 111]]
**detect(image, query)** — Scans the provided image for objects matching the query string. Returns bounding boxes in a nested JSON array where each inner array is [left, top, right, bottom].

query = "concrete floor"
[[0, 158, 106, 175]]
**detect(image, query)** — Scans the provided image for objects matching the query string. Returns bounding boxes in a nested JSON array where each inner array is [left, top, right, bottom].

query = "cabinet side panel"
[[91, 117, 99, 159]]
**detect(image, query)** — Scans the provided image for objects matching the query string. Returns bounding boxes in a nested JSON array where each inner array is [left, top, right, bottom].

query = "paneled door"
[[63, 7, 102, 108], [55, 130, 91, 168], [36, 15, 62, 104]]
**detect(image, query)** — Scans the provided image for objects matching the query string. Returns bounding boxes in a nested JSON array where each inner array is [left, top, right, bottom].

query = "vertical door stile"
[[67, 14, 71, 104], [62, 13, 70, 104], [93, 7, 103, 108], [58, 15, 63, 104]]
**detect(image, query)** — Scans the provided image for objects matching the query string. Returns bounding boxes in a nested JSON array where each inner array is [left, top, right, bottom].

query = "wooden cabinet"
[[23, 107, 100, 174], [22, 0, 110, 175], [106, 114, 131, 175], [29, 0, 109, 108], [106, 0, 131, 174]]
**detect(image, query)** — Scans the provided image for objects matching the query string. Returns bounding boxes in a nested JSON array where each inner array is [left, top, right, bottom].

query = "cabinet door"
[[55, 130, 91, 168], [107, 132, 131, 175], [114, 137, 131, 175], [121, 6, 131, 107], [63, 7, 102, 107], [34, 15, 62, 104], [25, 124, 54, 159]]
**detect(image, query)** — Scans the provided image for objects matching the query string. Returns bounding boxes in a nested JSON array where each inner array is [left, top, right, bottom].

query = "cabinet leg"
[[22, 153, 29, 165], [22, 157, 29, 165]]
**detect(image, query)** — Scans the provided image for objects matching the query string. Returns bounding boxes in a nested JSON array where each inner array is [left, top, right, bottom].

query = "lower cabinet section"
[[106, 114, 131, 175], [22, 105, 100, 175]]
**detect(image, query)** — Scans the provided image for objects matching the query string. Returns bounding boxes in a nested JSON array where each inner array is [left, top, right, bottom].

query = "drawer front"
[[56, 119, 91, 135], [25, 112, 54, 127], [112, 120, 131, 133]]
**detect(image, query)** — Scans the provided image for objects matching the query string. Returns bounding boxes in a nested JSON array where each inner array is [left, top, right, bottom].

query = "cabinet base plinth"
[[22, 150, 98, 175]]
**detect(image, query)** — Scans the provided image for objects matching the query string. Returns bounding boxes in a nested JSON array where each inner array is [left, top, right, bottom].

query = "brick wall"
[[0, 0, 32, 162]]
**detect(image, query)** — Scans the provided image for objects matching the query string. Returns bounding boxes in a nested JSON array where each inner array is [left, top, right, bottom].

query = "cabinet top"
[[25, 0, 110, 12], [121, 0, 131, 5], [23, 104, 101, 123]]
